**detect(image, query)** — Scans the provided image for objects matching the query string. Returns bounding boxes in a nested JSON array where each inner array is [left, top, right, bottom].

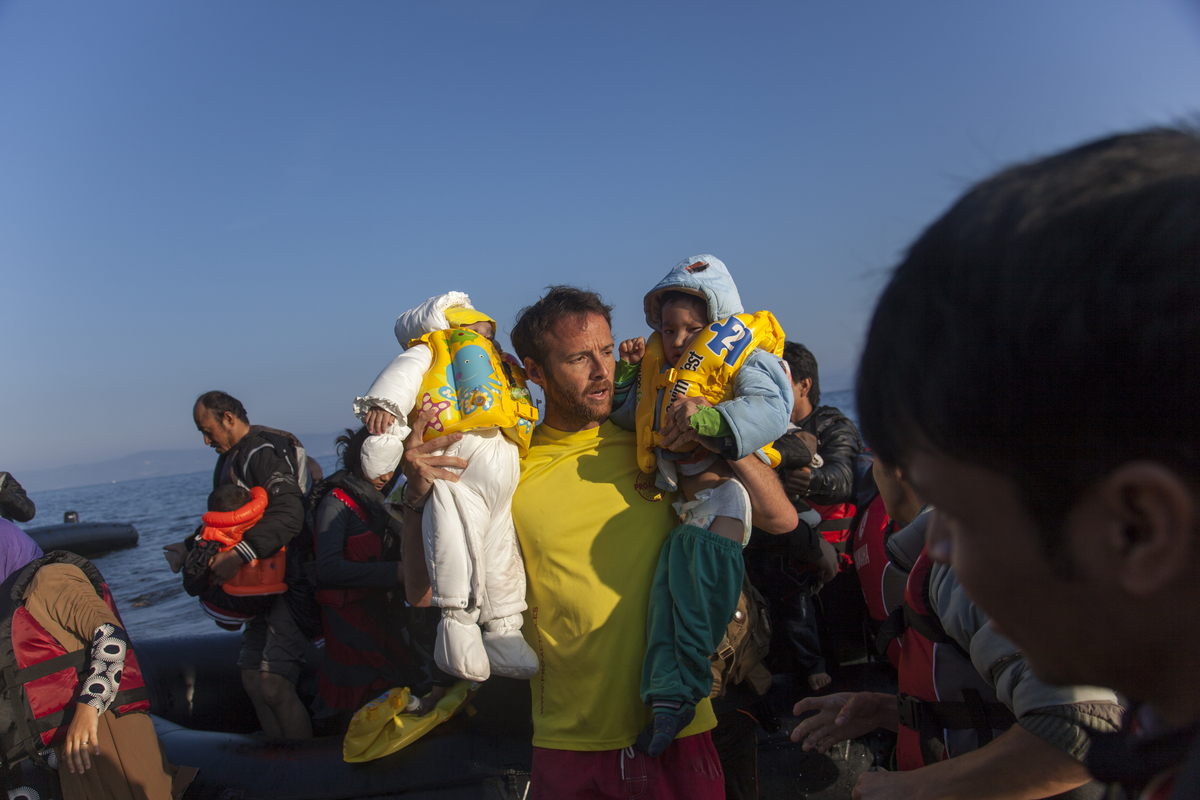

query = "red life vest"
[[0, 552, 150, 768], [315, 489, 384, 609], [887, 545, 1017, 769], [851, 495, 902, 667]]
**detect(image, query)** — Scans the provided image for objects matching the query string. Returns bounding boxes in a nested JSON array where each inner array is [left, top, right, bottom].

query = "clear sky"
[[2, 1, 1199, 471]]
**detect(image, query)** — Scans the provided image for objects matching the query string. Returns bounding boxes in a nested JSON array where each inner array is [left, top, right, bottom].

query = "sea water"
[[16, 454, 339, 638], [13, 389, 857, 639]]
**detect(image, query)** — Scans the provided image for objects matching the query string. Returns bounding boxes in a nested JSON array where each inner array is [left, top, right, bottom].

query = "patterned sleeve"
[[78, 623, 129, 715]]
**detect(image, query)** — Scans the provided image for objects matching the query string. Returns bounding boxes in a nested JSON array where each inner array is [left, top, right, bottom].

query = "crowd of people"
[[1, 125, 1197, 800]]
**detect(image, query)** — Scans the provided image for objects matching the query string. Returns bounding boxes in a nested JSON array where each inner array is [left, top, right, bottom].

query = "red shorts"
[[530, 731, 724, 799]]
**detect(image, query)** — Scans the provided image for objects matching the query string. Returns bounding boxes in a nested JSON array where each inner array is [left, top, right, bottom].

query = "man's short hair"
[[857, 127, 1200, 558], [196, 391, 249, 425], [208, 484, 251, 513], [511, 286, 613, 366], [782, 342, 820, 406]]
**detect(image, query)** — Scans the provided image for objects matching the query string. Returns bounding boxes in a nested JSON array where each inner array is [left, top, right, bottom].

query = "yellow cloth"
[[444, 306, 496, 336], [342, 681, 474, 762], [513, 421, 717, 751]]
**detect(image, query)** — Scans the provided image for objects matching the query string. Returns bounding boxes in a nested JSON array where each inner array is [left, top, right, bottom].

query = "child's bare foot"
[[807, 672, 832, 691]]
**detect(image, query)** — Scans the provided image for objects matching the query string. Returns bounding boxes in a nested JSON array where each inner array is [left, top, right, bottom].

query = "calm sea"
[[14, 389, 856, 640], [16, 454, 339, 638]]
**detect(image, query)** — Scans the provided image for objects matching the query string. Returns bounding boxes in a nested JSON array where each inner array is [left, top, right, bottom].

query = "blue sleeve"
[[713, 350, 794, 460]]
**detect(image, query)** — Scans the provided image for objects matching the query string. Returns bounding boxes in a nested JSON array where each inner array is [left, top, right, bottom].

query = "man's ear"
[[796, 377, 812, 399], [524, 357, 545, 388], [1102, 462, 1197, 597]]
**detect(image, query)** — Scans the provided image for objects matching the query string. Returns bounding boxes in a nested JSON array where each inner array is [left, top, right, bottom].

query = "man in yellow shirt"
[[512, 287, 797, 798], [400, 286, 795, 799]]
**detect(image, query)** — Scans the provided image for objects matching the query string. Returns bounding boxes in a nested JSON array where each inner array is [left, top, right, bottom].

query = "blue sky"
[[2, 1, 1199, 471]]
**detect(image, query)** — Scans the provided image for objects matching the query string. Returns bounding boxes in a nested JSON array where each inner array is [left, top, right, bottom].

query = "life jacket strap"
[[13, 650, 87, 685], [874, 603, 973, 662], [897, 692, 1017, 752]]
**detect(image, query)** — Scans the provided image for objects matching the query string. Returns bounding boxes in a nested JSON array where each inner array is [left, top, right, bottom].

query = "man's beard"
[[542, 369, 613, 427]]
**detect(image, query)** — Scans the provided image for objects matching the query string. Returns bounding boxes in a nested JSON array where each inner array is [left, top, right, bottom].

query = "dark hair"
[[510, 286, 613, 366], [336, 427, 371, 480], [782, 342, 820, 406], [658, 290, 708, 322], [857, 127, 1200, 564], [196, 391, 249, 425], [208, 485, 251, 513]]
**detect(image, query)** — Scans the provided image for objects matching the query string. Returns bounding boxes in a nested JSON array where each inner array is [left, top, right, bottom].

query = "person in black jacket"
[[192, 390, 314, 739], [745, 342, 861, 690], [780, 342, 863, 507], [0, 473, 35, 523]]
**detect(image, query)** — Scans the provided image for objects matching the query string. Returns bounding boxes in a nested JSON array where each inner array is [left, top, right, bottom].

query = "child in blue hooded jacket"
[[611, 254, 793, 756]]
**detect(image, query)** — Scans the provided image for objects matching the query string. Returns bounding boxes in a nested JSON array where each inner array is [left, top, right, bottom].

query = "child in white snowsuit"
[[354, 291, 540, 684], [610, 255, 793, 756]]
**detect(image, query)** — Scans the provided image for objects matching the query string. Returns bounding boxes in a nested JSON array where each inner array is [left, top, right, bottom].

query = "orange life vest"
[[201, 487, 287, 596]]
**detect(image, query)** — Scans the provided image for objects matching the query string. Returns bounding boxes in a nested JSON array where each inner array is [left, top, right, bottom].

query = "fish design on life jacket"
[[446, 335, 502, 416]]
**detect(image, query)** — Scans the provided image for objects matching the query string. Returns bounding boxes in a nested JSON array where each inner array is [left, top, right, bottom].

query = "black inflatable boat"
[[5, 632, 883, 799], [22, 521, 139, 559]]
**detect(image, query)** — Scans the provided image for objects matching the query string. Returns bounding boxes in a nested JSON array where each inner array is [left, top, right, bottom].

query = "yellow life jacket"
[[634, 310, 786, 474], [410, 329, 539, 456]]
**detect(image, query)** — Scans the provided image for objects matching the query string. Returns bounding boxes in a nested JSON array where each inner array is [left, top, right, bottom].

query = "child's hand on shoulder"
[[619, 337, 646, 365]]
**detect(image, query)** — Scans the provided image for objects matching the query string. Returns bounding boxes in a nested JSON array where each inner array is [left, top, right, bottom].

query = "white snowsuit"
[[355, 292, 538, 683]]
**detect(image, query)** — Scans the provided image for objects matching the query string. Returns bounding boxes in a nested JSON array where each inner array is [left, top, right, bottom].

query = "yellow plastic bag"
[[342, 680, 475, 763]]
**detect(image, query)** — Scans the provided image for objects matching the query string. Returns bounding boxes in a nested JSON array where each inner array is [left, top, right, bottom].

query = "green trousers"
[[640, 524, 745, 707]]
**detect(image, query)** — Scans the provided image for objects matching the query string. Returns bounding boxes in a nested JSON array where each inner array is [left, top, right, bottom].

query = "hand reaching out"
[[790, 691, 899, 754]]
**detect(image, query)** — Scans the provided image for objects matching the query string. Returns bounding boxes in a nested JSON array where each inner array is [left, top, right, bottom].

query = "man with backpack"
[[192, 390, 318, 739]]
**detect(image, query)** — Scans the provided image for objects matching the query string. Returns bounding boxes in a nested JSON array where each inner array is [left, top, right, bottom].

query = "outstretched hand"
[[790, 691, 898, 754], [400, 408, 467, 508], [619, 337, 646, 365]]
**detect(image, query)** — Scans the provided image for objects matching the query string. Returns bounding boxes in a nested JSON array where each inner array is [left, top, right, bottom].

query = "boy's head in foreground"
[[208, 484, 251, 513], [856, 127, 1200, 716]]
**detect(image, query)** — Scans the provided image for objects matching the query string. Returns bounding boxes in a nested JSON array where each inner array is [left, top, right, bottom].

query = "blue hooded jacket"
[[612, 254, 793, 462]]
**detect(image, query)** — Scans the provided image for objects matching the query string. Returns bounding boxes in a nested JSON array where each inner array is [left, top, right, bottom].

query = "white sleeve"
[[353, 344, 435, 441]]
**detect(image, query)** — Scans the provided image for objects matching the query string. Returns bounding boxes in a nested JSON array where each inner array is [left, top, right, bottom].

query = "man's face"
[[526, 312, 614, 431], [194, 405, 241, 455], [908, 449, 1111, 688]]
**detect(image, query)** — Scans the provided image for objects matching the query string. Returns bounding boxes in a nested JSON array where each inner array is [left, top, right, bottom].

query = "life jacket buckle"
[[897, 693, 928, 732]]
